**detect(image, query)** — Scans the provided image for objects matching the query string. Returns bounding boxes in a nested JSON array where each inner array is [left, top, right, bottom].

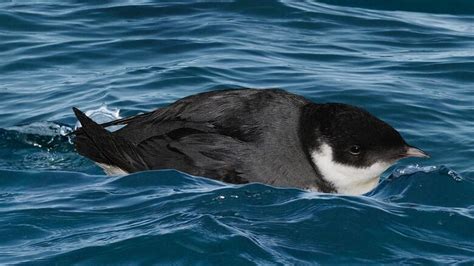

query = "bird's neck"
[[310, 143, 387, 195], [299, 104, 385, 195], [299, 104, 336, 193]]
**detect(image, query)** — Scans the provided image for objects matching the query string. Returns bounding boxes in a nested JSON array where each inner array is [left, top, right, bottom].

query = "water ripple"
[[0, 1, 473, 264]]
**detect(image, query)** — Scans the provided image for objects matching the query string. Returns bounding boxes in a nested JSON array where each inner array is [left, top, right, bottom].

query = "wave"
[[0, 119, 471, 264], [312, 0, 474, 15], [0, 168, 472, 264], [0, 1, 473, 264]]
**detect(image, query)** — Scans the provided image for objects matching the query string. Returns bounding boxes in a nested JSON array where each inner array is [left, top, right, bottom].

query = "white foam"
[[8, 122, 72, 136], [447, 169, 463, 182], [392, 164, 439, 177], [74, 104, 122, 132]]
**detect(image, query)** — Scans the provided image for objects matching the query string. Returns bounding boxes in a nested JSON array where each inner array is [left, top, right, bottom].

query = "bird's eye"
[[349, 145, 361, 155]]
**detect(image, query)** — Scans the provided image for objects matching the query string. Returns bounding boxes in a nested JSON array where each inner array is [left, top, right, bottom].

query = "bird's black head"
[[300, 103, 428, 195]]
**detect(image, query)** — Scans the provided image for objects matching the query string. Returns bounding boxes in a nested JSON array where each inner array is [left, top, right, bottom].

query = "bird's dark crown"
[[300, 103, 408, 168]]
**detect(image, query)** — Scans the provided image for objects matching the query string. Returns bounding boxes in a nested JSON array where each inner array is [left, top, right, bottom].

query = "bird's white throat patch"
[[311, 143, 390, 195]]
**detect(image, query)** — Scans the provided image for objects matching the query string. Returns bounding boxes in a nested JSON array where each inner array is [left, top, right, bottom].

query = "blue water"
[[1, 1, 473, 264]]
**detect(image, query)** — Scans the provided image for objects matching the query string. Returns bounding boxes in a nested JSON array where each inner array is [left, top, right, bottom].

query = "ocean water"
[[0, 0, 473, 264]]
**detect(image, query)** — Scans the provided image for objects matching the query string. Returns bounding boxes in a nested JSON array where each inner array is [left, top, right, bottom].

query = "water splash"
[[392, 164, 439, 177], [392, 164, 464, 183], [7, 121, 73, 138], [447, 169, 463, 182], [1, 122, 81, 171], [4, 122, 73, 150], [74, 105, 122, 132], [0, 105, 123, 172]]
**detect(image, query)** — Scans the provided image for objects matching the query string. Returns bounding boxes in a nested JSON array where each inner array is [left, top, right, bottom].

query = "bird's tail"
[[72, 107, 148, 172]]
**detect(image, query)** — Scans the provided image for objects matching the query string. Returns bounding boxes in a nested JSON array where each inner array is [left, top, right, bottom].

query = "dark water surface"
[[0, 1, 473, 264]]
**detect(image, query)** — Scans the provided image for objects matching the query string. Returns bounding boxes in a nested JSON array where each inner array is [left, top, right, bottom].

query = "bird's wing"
[[136, 131, 252, 183], [114, 88, 307, 144], [72, 108, 149, 172], [111, 89, 263, 144], [73, 107, 252, 181]]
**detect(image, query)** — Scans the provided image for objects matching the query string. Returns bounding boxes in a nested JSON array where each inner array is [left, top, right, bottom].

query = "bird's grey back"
[[113, 89, 320, 188]]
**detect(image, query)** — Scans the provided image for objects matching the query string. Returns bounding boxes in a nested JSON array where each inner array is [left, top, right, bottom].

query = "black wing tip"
[[71, 106, 107, 136], [72, 107, 96, 126], [72, 107, 86, 120]]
